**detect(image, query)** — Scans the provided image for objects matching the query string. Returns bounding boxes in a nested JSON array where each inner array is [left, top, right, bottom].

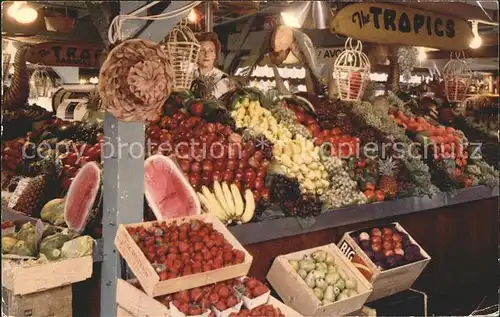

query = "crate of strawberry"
[[114, 214, 253, 297], [116, 278, 302, 317]]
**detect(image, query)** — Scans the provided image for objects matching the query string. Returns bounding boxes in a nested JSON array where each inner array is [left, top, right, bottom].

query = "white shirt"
[[193, 67, 233, 99]]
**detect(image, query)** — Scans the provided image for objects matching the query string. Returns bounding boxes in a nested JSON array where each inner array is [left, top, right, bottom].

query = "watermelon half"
[[64, 162, 102, 232], [144, 155, 201, 220]]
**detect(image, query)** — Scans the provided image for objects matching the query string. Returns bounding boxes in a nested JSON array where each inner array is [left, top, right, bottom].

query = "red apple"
[[190, 162, 201, 174], [201, 160, 213, 173]]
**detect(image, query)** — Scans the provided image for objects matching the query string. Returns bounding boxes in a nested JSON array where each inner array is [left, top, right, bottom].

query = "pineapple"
[[378, 157, 399, 199]]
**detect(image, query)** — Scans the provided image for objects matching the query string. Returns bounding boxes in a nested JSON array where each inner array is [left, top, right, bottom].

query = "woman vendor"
[[193, 32, 234, 99]]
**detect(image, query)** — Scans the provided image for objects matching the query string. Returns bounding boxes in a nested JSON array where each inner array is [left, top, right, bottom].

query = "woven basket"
[[162, 19, 200, 92], [333, 38, 371, 101], [442, 52, 472, 103], [98, 39, 174, 122]]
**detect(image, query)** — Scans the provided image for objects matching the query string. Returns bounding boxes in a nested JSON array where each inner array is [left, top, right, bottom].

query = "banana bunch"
[[197, 181, 255, 225]]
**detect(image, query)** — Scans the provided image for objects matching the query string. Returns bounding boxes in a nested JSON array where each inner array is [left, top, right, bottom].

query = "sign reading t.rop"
[[330, 3, 473, 51]]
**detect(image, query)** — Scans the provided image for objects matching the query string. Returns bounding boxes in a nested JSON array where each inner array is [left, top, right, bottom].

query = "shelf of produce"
[[228, 185, 499, 245]]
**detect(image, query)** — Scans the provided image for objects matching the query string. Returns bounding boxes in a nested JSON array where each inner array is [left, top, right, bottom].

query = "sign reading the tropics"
[[331, 3, 473, 51]]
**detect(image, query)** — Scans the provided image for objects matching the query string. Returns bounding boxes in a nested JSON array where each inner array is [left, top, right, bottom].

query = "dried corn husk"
[[99, 39, 174, 122], [61, 235, 94, 259]]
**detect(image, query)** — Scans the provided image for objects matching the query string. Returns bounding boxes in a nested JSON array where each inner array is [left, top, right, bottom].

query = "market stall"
[[2, 1, 499, 317]]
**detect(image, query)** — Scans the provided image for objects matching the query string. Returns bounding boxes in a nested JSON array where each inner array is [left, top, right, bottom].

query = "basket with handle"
[[442, 51, 472, 103], [162, 19, 200, 91], [333, 38, 371, 101]]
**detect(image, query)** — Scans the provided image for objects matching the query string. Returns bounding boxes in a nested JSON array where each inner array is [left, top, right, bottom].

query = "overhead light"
[[417, 47, 427, 62], [311, 1, 330, 30], [8, 2, 38, 24], [469, 21, 482, 49], [188, 9, 198, 23], [281, 1, 312, 28]]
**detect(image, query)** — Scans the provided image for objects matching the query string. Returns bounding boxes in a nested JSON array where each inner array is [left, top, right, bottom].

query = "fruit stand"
[[2, 1, 499, 317]]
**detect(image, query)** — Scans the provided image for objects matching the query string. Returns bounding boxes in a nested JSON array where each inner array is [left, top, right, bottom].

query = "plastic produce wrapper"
[[61, 236, 94, 259]]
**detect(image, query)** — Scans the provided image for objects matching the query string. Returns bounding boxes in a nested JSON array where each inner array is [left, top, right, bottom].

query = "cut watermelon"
[[64, 162, 102, 233], [144, 155, 201, 220]]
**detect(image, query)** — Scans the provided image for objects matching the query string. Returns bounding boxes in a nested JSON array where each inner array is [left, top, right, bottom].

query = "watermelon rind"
[[63, 161, 101, 233], [144, 154, 201, 220]]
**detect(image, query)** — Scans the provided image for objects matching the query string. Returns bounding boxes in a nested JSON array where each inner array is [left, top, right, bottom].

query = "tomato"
[[357, 161, 366, 168], [364, 190, 375, 201], [331, 128, 341, 136], [375, 190, 385, 201]]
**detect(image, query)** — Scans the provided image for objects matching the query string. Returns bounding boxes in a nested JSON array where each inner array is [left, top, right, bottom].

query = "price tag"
[[339, 240, 356, 260]]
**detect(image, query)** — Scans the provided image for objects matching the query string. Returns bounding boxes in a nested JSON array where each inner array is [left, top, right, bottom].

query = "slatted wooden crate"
[[114, 214, 253, 297], [338, 222, 431, 302]]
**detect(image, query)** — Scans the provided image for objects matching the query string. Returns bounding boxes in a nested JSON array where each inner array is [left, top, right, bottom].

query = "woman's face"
[[198, 41, 216, 69]]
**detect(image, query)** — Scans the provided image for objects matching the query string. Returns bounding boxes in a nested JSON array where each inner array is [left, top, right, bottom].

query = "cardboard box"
[[1, 256, 93, 295], [115, 214, 253, 297], [2, 284, 72, 317], [338, 222, 431, 302], [116, 279, 302, 317], [266, 243, 372, 316]]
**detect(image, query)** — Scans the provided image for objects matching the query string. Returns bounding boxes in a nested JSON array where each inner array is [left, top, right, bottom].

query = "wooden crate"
[[266, 243, 372, 316], [338, 222, 431, 302], [116, 278, 303, 317], [116, 279, 170, 317], [117, 306, 138, 317], [2, 284, 72, 317], [114, 214, 253, 297], [1, 256, 93, 295]]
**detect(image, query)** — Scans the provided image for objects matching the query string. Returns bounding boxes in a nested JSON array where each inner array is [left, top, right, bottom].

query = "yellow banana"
[[222, 182, 236, 218], [201, 186, 229, 223], [230, 184, 245, 217], [241, 189, 255, 223]]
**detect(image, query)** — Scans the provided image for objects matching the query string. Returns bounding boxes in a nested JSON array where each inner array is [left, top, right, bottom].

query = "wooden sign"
[[331, 3, 473, 51], [27, 42, 104, 68]]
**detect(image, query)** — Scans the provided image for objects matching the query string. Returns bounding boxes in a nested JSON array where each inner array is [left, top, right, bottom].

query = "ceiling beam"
[[426, 45, 498, 59]]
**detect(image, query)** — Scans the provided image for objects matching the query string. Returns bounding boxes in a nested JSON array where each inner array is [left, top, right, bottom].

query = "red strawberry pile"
[[240, 277, 269, 299], [160, 277, 271, 316], [163, 279, 241, 316], [146, 111, 270, 202], [127, 220, 245, 281], [59, 137, 103, 191], [229, 305, 285, 317]]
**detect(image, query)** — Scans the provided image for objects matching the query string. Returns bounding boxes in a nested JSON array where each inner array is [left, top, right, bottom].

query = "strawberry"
[[226, 295, 238, 308], [190, 288, 203, 303], [251, 285, 268, 298], [174, 290, 190, 304], [245, 278, 258, 289], [215, 301, 227, 312], [218, 286, 230, 299]]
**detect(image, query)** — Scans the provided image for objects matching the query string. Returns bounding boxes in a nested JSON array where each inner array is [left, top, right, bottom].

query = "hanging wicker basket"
[[333, 38, 371, 101], [442, 52, 472, 103], [162, 19, 200, 92]]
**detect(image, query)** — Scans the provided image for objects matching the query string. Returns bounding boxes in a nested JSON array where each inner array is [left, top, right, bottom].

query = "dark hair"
[[195, 32, 221, 60]]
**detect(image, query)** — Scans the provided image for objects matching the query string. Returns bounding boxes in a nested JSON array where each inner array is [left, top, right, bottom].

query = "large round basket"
[[98, 39, 174, 122], [163, 20, 200, 92], [333, 38, 371, 101], [442, 52, 472, 103]]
